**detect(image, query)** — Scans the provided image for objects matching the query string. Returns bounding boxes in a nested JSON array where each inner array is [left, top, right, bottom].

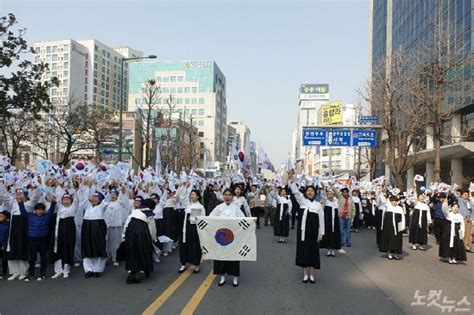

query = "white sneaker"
[[51, 273, 62, 279], [452, 259, 458, 264], [339, 248, 346, 254], [113, 262, 119, 267], [154, 258, 161, 263], [74, 263, 81, 267], [8, 274, 19, 281], [18, 274, 27, 281], [35, 262, 40, 268], [63, 273, 69, 279], [163, 252, 169, 257]]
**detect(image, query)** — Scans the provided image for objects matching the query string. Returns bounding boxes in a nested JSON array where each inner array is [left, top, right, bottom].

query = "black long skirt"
[[379, 212, 403, 254], [296, 209, 321, 268], [179, 221, 202, 266], [273, 210, 290, 237], [161, 207, 176, 239], [320, 206, 341, 250], [375, 209, 383, 245], [81, 219, 107, 258], [213, 260, 240, 276], [6, 215, 29, 261], [439, 222, 467, 261], [125, 218, 154, 274], [409, 209, 429, 245], [50, 217, 76, 265], [173, 209, 185, 242]]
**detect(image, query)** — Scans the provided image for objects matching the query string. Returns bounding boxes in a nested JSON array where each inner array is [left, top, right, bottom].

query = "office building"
[[128, 60, 227, 170], [369, 0, 474, 185], [33, 39, 143, 109]]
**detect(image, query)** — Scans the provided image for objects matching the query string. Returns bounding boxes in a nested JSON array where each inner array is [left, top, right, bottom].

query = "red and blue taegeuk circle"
[[215, 228, 234, 246]]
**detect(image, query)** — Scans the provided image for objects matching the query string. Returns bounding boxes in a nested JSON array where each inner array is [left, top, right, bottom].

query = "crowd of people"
[[0, 157, 472, 287]]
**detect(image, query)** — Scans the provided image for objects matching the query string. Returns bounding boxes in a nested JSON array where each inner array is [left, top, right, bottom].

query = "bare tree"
[[136, 79, 162, 169], [411, 6, 466, 182], [83, 106, 118, 162], [362, 49, 426, 189], [0, 111, 34, 165]]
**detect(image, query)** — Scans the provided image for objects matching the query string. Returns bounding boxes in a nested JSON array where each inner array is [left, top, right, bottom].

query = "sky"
[[1, 0, 369, 166]]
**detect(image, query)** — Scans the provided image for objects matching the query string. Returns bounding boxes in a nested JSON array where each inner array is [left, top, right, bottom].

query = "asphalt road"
[[1, 225, 473, 315]]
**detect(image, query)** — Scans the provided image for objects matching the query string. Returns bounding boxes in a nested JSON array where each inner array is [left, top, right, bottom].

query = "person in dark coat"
[[0, 211, 11, 278], [123, 199, 156, 284], [379, 195, 405, 260], [439, 202, 467, 264], [271, 187, 291, 243], [320, 189, 341, 257], [178, 190, 205, 274], [290, 179, 325, 284]]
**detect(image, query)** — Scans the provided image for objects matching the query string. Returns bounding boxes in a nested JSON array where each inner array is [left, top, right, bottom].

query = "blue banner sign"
[[302, 129, 327, 146], [352, 129, 377, 147], [358, 115, 379, 124]]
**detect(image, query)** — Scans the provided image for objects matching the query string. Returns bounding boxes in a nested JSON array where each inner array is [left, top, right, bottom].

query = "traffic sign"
[[352, 129, 377, 147], [326, 129, 351, 146], [302, 129, 327, 146], [359, 116, 379, 124]]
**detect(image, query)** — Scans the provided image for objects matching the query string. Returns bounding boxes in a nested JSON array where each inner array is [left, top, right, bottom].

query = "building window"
[[170, 76, 176, 82], [198, 109, 204, 115], [185, 87, 191, 93], [200, 153, 204, 160], [156, 76, 162, 82], [185, 98, 190, 104], [63, 79, 68, 86], [34, 55, 40, 63], [198, 131, 204, 137], [178, 76, 184, 82], [200, 142, 204, 148], [63, 53, 69, 59], [199, 98, 205, 104], [52, 54, 58, 61], [191, 98, 197, 104], [177, 98, 183, 104], [46, 46, 51, 53], [192, 109, 197, 115], [52, 46, 57, 53], [162, 87, 169, 93], [177, 87, 183, 93], [192, 87, 198, 93], [163, 76, 169, 82], [170, 87, 176, 93], [198, 120, 204, 126]]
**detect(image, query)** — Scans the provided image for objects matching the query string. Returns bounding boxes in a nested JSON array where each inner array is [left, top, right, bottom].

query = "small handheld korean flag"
[[196, 217, 257, 261], [414, 174, 424, 182]]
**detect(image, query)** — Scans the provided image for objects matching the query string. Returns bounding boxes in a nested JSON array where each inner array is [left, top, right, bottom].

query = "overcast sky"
[[2, 0, 369, 166]]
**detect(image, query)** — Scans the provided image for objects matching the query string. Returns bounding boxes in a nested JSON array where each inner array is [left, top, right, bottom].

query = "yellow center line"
[[143, 268, 194, 315], [180, 271, 216, 315]]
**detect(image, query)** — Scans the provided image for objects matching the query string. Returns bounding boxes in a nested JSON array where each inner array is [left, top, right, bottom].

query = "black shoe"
[[302, 278, 309, 283], [93, 272, 101, 278], [85, 272, 94, 278], [145, 272, 150, 278], [309, 278, 316, 284], [126, 276, 141, 284], [217, 280, 226, 286], [291, 226, 295, 230], [347, 244, 352, 247], [257, 226, 260, 229], [233, 282, 239, 287]]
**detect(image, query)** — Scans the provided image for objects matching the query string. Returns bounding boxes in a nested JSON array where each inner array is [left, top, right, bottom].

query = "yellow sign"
[[321, 101, 343, 125]]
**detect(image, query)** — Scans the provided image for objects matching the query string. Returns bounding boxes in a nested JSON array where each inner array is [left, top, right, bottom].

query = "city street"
[[2, 226, 472, 315]]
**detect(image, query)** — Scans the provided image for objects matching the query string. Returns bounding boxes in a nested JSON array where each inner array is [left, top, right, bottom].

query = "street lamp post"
[[118, 54, 157, 162]]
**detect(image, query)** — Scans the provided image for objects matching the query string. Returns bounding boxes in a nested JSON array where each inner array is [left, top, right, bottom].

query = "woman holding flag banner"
[[209, 188, 245, 287]]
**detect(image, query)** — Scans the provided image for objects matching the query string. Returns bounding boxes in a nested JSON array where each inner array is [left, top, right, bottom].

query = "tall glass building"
[[369, 0, 474, 186], [128, 60, 227, 169]]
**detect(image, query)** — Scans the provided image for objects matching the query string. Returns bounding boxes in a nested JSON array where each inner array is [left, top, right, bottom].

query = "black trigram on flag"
[[197, 219, 208, 230], [238, 245, 251, 257], [238, 220, 251, 230], [201, 246, 209, 255]]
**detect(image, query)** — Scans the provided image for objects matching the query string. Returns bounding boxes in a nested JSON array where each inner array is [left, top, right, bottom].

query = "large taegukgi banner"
[[196, 217, 257, 261]]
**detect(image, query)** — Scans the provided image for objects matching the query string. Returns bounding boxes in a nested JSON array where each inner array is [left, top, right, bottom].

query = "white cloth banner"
[[196, 217, 257, 261]]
